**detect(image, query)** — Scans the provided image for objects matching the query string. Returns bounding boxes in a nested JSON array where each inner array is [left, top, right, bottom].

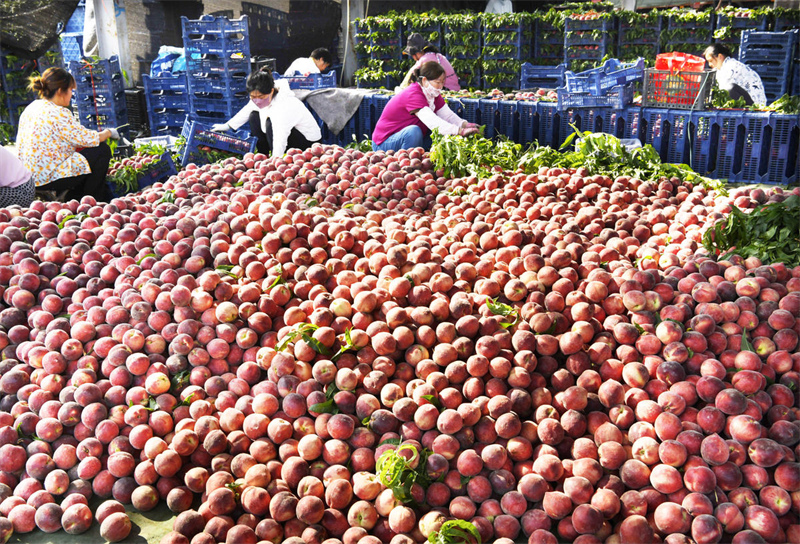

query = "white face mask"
[[422, 81, 441, 100]]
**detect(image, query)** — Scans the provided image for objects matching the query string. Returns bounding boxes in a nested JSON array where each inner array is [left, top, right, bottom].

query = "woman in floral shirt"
[[17, 67, 119, 201]]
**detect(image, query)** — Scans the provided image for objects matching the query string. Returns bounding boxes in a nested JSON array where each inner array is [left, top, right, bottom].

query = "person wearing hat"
[[399, 33, 460, 91]]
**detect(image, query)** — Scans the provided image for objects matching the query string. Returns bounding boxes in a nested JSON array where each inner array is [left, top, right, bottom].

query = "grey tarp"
[[0, 0, 80, 58]]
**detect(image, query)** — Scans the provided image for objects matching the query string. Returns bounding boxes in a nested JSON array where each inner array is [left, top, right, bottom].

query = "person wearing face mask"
[[211, 69, 321, 157], [372, 62, 479, 152]]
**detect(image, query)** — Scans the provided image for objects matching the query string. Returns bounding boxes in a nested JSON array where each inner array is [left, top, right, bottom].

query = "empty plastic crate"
[[370, 94, 392, 126], [565, 58, 644, 95], [520, 63, 566, 89], [734, 112, 772, 183], [460, 98, 481, 124], [182, 15, 249, 38], [273, 71, 336, 90], [642, 69, 715, 110], [181, 119, 257, 166], [480, 99, 499, 139], [739, 30, 798, 67], [134, 135, 178, 150], [793, 63, 800, 96], [64, 2, 85, 33], [188, 76, 247, 96], [765, 114, 800, 184], [143, 72, 188, 93], [556, 84, 634, 110]]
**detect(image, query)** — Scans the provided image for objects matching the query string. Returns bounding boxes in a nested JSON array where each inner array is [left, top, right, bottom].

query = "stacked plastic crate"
[[564, 12, 616, 72], [660, 9, 714, 58], [713, 8, 768, 57], [69, 56, 128, 136], [444, 13, 482, 89], [532, 12, 565, 67], [182, 15, 251, 127], [557, 58, 642, 111], [617, 13, 661, 63], [482, 14, 532, 90], [353, 18, 403, 89], [142, 72, 189, 136], [739, 30, 798, 103], [404, 12, 443, 52], [60, 1, 85, 66], [774, 9, 800, 96]]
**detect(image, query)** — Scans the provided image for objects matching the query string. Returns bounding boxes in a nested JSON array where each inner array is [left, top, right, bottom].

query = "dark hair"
[[704, 44, 731, 58], [28, 67, 75, 99], [410, 61, 445, 84], [422, 44, 440, 54], [311, 48, 333, 66], [246, 69, 276, 95]]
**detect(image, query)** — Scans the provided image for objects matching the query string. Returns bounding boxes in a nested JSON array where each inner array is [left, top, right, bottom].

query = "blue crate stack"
[[617, 15, 661, 62], [143, 72, 189, 136], [533, 19, 565, 67], [564, 15, 616, 69], [445, 16, 482, 89], [689, 111, 718, 177], [662, 10, 715, 56], [182, 15, 251, 126], [404, 17, 443, 51], [714, 12, 769, 56], [60, 1, 85, 66], [482, 18, 532, 89], [793, 62, 800, 96], [739, 30, 798, 103], [68, 56, 128, 136]]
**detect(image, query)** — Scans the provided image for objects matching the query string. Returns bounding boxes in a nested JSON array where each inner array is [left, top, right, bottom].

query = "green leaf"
[[136, 253, 156, 265], [420, 395, 442, 410], [429, 520, 482, 544], [741, 334, 756, 353], [310, 399, 339, 414], [633, 323, 646, 335], [179, 392, 196, 406]]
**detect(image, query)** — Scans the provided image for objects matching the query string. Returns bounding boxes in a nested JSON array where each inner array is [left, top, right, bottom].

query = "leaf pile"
[[702, 194, 800, 267], [429, 128, 527, 178], [376, 442, 436, 504], [428, 520, 482, 544]]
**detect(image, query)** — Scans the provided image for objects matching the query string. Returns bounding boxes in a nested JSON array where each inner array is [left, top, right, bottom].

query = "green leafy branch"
[[428, 520, 482, 544], [487, 298, 520, 329]]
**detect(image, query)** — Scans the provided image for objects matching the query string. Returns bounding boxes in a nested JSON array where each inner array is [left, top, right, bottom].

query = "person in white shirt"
[[703, 44, 767, 106], [485, 0, 513, 14], [283, 48, 333, 76], [212, 69, 321, 157]]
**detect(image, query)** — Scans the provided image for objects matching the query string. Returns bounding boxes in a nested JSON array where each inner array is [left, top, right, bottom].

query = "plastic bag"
[[150, 46, 184, 77]]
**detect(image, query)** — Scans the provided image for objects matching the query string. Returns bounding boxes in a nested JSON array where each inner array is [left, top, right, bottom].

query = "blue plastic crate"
[[602, 106, 642, 140], [370, 94, 392, 127], [148, 93, 189, 110], [775, 13, 800, 32], [497, 100, 519, 141], [404, 22, 442, 48], [733, 112, 771, 183], [740, 30, 798, 66], [181, 15, 249, 38], [565, 59, 643, 95], [460, 98, 481, 124], [75, 77, 125, 99], [716, 14, 769, 31], [483, 29, 531, 46], [357, 94, 373, 138], [356, 75, 396, 90], [76, 96, 126, 118], [190, 96, 245, 117], [565, 16, 615, 33], [557, 108, 582, 149], [483, 74, 519, 90], [76, 109, 128, 133], [69, 56, 121, 79], [273, 71, 336, 90], [143, 72, 188, 94], [186, 57, 250, 78], [556, 84, 633, 111], [480, 99, 499, 139], [712, 110, 744, 181], [484, 18, 530, 33], [747, 64, 792, 101], [482, 44, 529, 60], [665, 12, 714, 34], [765, 114, 800, 184], [690, 111, 718, 176], [183, 35, 250, 57], [181, 119, 257, 166], [520, 63, 566, 89], [518, 100, 538, 144], [575, 107, 604, 135], [642, 108, 671, 161], [565, 43, 613, 64], [136, 152, 177, 189], [535, 101, 561, 148], [64, 3, 85, 33], [665, 110, 692, 165], [792, 63, 800, 96], [444, 19, 482, 33]]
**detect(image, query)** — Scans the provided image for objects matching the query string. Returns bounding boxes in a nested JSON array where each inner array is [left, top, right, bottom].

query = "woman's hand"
[[458, 126, 479, 137], [99, 128, 119, 142]]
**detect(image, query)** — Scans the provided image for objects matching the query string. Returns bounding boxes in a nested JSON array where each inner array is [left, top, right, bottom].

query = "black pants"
[[729, 84, 755, 106], [249, 111, 318, 156], [46, 142, 112, 201]]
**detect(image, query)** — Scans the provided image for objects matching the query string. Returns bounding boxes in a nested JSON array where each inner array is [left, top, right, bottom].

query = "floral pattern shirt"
[[17, 99, 100, 186], [716, 57, 767, 106]]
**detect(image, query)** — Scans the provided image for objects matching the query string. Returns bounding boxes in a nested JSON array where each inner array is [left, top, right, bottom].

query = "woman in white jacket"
[[212, 69, 321, 156]]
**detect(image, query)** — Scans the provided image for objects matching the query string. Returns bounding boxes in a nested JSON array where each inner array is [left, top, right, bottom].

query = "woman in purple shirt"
[[399, 33, 460, 91], [372, 62, 479, 152]]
